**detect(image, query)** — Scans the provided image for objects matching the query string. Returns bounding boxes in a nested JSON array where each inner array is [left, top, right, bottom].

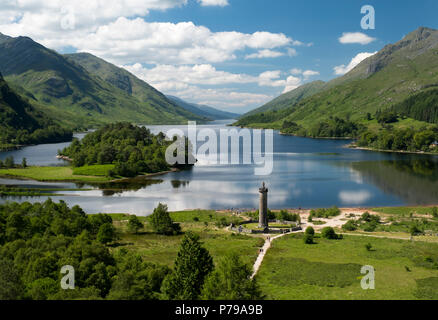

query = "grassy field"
[[256, 233, 438, 300], [112, 218, 263, 268], [107, 210, 244, 224], [373, 206, 438, 217], [0, 166, 112, 182], [72, 164, 115, 177]]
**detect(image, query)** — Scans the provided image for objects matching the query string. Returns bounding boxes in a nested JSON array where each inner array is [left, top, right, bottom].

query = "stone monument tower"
[[259, 182, 269, 229]]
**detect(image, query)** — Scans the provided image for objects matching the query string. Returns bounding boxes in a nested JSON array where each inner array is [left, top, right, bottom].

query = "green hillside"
[[63, 53, 204, 122], [243, 80, 326, 117], [0, 34, 204, 127], [0, 72, 72, 149], [235, 27, 438, 137]]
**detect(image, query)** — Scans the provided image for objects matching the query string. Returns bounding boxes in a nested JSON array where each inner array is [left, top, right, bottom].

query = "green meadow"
[[0, 166, 114, 183], [112, 217, 263, 268], [256, 233, 438, 300]]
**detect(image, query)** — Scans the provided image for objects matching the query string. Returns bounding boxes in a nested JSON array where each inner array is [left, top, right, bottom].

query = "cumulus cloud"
[[290, 68, 302, 75], [123, 63, 257, 86], [286, 48, 298, 57], [245, 49, 284, 60], [257, 71, 303, 93], [258, 71, 286, 87], [0, 1, 296, 65], [122, 63, 273, 108], [288, 68, 319, 80], [282, 76, 302, 93], [339, 32, 376, 45], [333, 51, 377, 75], [177, 86, 272, 108], [1, 15, 292, 65], [197, 0, 229, 6]]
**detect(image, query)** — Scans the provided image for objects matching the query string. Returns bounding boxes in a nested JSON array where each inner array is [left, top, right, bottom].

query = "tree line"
[[0, 200, 262, 300], [357, 127, 438, 152]]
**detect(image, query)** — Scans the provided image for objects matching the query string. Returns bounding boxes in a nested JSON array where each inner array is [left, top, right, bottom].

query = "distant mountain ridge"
[[0, 33, 204, 127], [236, 27, 438, 133], [166, 95, 240, 120]]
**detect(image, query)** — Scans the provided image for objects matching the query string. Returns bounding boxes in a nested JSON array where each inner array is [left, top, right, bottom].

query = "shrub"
[[216, 217, 229, 228], [127, 215, 144, 234], [410, 225, 423, 236], [321, 227, 339, 240], [365, 243, 373, 251], [362, 222, 378, 232], [303, 234, 314, 244], [432, 207, 438, 218], [342, 220, 358, 231], [277, 210, 301, 223], [310, 207, 341, 219], [305, 227, 315, 236]]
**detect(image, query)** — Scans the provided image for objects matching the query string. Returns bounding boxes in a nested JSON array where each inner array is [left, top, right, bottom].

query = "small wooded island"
[[59, 122, 189, 178], [0, 123, 193, 183]]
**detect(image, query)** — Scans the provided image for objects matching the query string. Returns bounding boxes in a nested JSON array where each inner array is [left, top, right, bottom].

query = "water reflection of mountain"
[[350, 159, 438, 204], [87, 179, 164, 196]]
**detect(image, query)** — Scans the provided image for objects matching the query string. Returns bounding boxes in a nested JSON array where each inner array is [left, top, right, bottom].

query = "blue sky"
[[0, 0, 437, 113]]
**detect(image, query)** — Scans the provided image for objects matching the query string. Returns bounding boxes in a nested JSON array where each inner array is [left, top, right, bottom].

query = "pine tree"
[[162, 232, 213, 300], [149, 203, 180, 235], [201, 253, 263, 300]]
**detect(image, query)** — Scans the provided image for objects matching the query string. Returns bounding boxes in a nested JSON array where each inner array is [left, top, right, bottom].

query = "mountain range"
[[166, 95, 240, 120], [0, 33, 237, 133], [236, 27, 438, 134]]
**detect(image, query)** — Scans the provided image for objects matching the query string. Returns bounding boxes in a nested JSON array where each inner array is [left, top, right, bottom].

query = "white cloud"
[[302, 70, 320, 78], [178, 86, 272, 108], [339, 32, 376, 45], [290, 68, 302, 75], [1, 16, 292, 65], [288, 69, 319, 80], [258, 71, 286, 87], [257, 71, 303, 93], [197, 0, 229, 6], [0, 2, 297, 65], [123, 63, 257, 86], [282, 76, 302, 93], [122, 63, 273, 108], [286, 47, 297, 57], [333, 51, 377, 75], [245, 49, 284, 60]]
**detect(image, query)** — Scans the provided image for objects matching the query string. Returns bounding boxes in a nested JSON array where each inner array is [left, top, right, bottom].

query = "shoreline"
[[235, 124, 438, 155], [0, 166, 178, 184], [348, 143, 438, 156]]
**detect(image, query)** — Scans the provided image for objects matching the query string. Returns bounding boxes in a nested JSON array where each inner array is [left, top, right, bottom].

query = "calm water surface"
[[1, 120, 437, 215]]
